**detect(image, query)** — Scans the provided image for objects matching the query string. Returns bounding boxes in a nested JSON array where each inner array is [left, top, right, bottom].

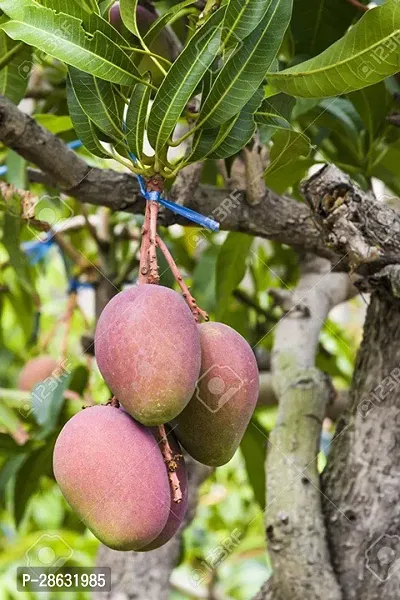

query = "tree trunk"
[[323, 291, 400, 599]]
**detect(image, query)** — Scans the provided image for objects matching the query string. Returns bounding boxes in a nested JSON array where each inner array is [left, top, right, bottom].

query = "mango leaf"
[[68, 364, 89, 395], [222, 0, 272, 46], [0, 454, 26, 506], [189, 117, 238, 163], [34, 114, 73, 134], [0, 403, 25, 441], [292, 0, 361, 57], [125, 74, 152, 162], [0, 4, 142, 85], [66, 76, 109, 158], [68, 67, 124, 141], [147, 7, 225, 153], [199, 0, 293, 129], [264, 129, 312, 193], [209, 88, 264, 159], [13, 439, 55, 525], [267, 1, 400, 98], [349, 82, 390, 144], [255, 93, 295, 129], [1, 0, 130, 47], [240, 419, 268, 509], [0, 33, 31, 104], [216, 232, 253, 312], [32, 369, 72, 438], [119, 0, 141, 38], [144, 0, 197, 47]]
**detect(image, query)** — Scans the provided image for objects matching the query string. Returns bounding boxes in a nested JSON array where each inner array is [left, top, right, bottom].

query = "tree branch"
[[255, 255, 354, 600]]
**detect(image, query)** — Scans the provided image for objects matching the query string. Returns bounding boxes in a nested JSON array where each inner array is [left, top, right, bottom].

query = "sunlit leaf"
[[199, 0, 293, 128], [267, 1, 400, 98], [147, 7, 225, 153]]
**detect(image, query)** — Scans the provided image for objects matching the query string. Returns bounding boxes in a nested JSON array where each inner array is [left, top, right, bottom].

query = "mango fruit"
[[18, 356, 59, 391], [94, 284, 201, 426], [174, 322, 259, 466], [139, 427, 188, 551], [53, 405, 171, 551]]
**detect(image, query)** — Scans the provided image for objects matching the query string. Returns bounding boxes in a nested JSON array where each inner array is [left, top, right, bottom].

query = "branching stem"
[[156, 234, 209, 323], [156, 424, 183, 504]]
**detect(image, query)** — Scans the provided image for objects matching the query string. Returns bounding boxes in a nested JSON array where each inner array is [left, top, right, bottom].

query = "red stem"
[[156, 424, 183, 504], [156, 234, 209, 323], [347, 0, 368, 11], [148, 201, 160, 284], [139, 201, 151, 284]]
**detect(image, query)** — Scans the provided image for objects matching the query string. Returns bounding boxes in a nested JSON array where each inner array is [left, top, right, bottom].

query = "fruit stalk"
[[156, 234, 209, 323], [156, 424, 183, 504]]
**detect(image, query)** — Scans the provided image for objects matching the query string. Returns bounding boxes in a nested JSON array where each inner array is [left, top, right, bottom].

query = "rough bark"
[[93, 457, 211, 600], [255, 256, 354, 600], [322, 292, 400, 600]]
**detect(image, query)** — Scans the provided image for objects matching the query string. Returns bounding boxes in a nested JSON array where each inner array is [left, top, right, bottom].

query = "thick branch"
[[256, 255, 354, 600], [302, 165, 400, 277], [322, 292, 400, 600]]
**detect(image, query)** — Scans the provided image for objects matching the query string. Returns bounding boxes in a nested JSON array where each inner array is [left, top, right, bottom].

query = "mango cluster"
[[53, 284, 259, 552]]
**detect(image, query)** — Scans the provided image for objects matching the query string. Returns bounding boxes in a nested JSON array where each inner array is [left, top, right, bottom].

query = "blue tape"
[[123, 132, 220, 232], [0, 165, 7, 176], [68, 278, 93, 294], [21, 237, 55, 265]]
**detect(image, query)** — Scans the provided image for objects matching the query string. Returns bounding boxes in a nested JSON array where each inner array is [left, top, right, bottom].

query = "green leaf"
[[0, 4, 142, 85], [240, 419, 268, 510], [209, 87, 264, 159], [34, 114, 73, 134], [66, 76, 109, 158], [264, 128, 312, 193], [125, 74, 152, 162], [189, 117, 238, 163], [147, 7, 225, 153], [13, 439, 55, 525], [0, 33, 31, 104], [198, 0, 293, 129], [120, 0, 140, 37], [349, 82, 390, 143], [255, 92, 295, 129], [0, 454, 26, 506], [68, 66, 124, 141], [292, 0, 360, 57], [0, 402, 23, 438], [223, 0, 272, 46], [1, 0, 130, 47], [143, 0, 197, 47], [32, 368, 72, 437], [216, 232, 253, 312], [69, 365, 89, 395], [267, 1, 400, 98]]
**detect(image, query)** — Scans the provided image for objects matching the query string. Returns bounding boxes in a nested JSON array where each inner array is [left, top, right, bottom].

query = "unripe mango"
[[18, 356, 59, 391], [140, 427, 188, 551], [53, 405, 171, 551], [174, 323, 259, 466], [95, 284, 201, 426]]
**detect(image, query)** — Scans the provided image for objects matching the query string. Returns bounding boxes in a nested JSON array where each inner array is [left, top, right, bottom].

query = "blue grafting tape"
[[67, 139, 83, 150], [122, 126, 220, 232], [157, 196, 220, 231], [68, 278, 93, 294], [0, 165, 7, 176], [21, 237, 55, 265]]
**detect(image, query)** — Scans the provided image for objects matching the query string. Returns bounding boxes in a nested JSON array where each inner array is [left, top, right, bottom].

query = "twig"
[[347, 0, 368, 11], [156, 234, 209, 323], [139, 201, 151, 283], [156, 424, 183, 504], [148, 200, 160, 284]]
